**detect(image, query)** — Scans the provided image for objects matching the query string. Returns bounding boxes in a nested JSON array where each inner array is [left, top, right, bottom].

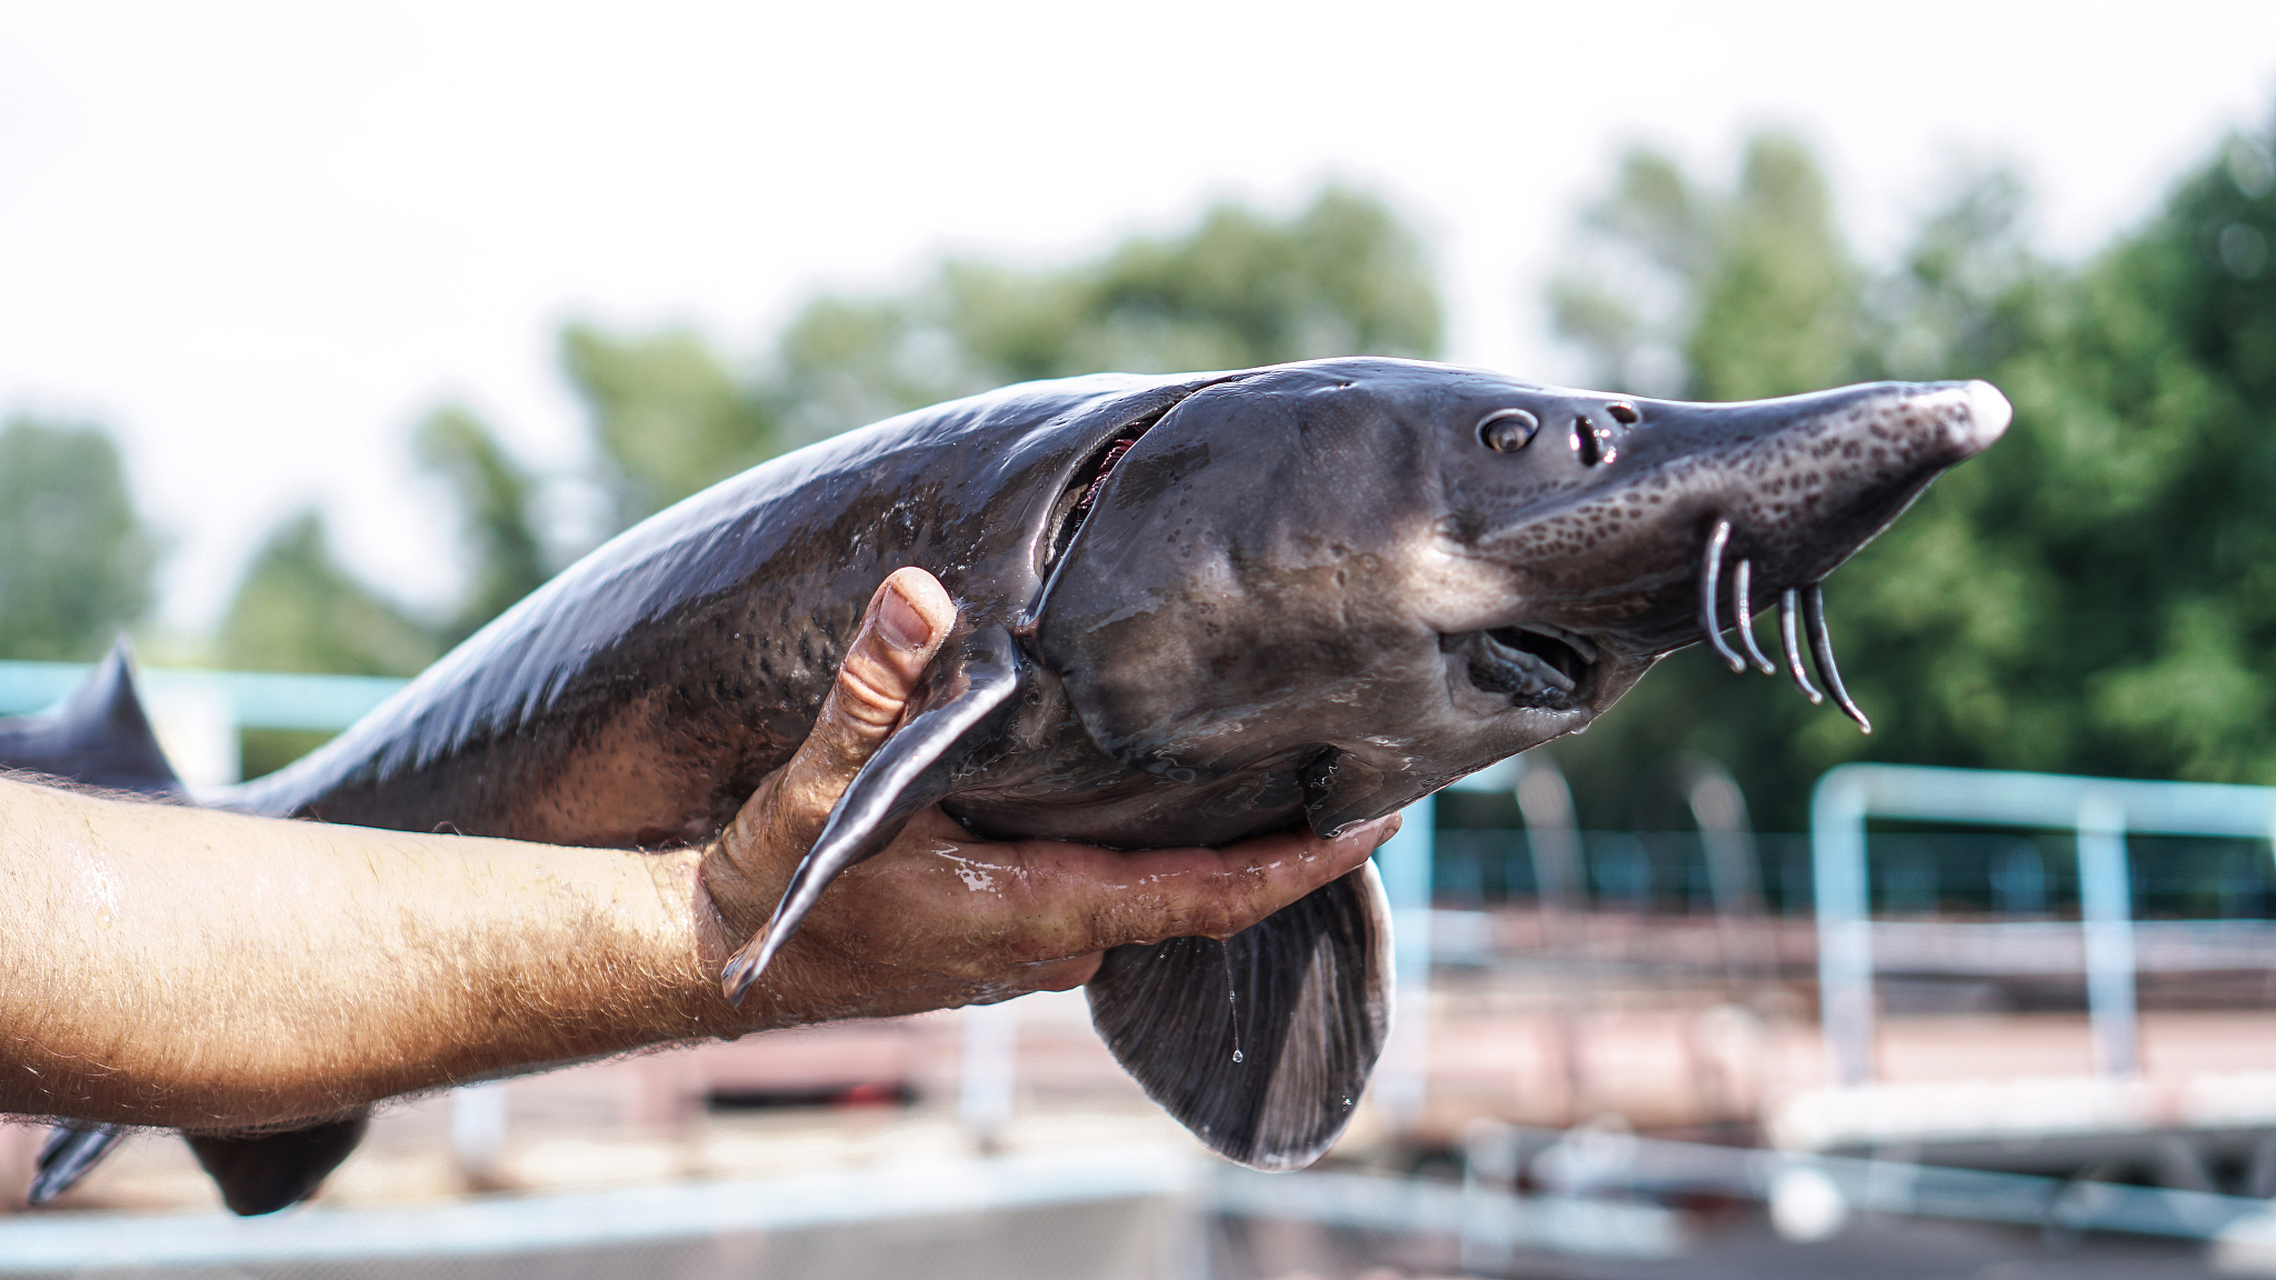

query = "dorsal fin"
[[0, 637, 182, 795]]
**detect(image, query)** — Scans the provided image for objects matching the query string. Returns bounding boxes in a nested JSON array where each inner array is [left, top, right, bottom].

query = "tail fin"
[[0, 638, 182, 795], [3, 640, 179, 1205]]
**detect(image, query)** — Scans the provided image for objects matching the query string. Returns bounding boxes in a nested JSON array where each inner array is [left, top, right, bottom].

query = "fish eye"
[[1478, 408, 1540, 453]]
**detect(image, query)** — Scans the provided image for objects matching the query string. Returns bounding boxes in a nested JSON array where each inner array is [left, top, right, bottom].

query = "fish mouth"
[[1443, 621, 1599, 708]]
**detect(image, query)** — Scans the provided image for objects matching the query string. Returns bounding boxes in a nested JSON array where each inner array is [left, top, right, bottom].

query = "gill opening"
[[1699, 517, 1870, 733], [1042, 416, 1165, 573], [1018, 409, 1179, 638]]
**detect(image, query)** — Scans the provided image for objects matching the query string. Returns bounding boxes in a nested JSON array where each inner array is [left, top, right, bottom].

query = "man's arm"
[[0, 569, 1396, 1131]]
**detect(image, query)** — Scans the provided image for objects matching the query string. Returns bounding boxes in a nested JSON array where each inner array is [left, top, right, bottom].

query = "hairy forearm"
[[0, 776, 754, 1130], [0, 574, 1394, 1134]]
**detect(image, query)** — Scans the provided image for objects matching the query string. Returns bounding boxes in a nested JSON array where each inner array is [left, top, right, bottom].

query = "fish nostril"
[[1572, 416, 1609, 467], [1607, 402, 1640, 425]]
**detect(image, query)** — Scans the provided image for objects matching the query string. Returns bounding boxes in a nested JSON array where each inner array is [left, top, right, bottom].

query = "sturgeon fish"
[[4, 357, 2009, 1212]]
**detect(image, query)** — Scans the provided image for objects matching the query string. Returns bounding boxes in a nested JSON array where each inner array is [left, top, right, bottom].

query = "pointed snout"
[[1450, 373, 2013, 650], [1593, 378, 2009, 476], [1959, 379, 2013, 453]]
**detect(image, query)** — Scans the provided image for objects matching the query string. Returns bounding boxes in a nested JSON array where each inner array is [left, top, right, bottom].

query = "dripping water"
[[1224, 937, 1244, 1064]]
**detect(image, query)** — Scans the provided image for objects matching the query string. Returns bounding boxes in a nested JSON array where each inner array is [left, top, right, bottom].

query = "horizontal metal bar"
[[1519, 1125, 2267, 1241], [1818, 764, 2276, 840], [0, 1143, 1198, 1271], [1212, 1165, 1684, 1257], [0, 660, 406, 732], [1871, 918, 2276, 975]]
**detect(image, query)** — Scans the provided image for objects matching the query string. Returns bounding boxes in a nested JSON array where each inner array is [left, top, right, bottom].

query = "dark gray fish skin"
[[232, 360, 2000, 854], [227, 370, 1227, 844], [4, 357, 2007, 1201], [1023, 365, 2005, 836]]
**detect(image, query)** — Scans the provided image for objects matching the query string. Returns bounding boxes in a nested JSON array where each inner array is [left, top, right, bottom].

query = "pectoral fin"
[[723, 626, 1026, 1003], [1086, 863, 1393, 1170], [29, 1122, 123, 1205], [1301, 746, 1430, 839]]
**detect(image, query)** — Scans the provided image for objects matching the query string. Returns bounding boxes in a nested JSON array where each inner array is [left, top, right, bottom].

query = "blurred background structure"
[[8, 3, 2276, 1275]]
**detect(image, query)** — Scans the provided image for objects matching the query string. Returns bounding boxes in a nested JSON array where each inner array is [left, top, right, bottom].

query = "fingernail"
[[878, 583, 932, 652], [1368, 814, 1403, 847]]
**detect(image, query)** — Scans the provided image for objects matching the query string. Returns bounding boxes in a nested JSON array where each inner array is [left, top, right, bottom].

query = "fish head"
[[1032, 358, 2007, 834]]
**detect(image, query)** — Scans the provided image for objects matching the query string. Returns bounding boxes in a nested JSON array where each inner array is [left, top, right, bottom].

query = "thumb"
[[708, 567, 956, 935], [794, 566, 957, 787]]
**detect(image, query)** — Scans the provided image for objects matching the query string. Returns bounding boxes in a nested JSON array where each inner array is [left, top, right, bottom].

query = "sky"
[[4, 0, 2276, 636]]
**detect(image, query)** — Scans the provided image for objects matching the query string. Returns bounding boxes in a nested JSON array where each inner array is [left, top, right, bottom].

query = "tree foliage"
[[567, 185, 1442, 527], [0, 418, 158, 662], [211, 185, 1444, 689], [771, 184, 1441, 444], [561, 326, 779, 529], [413, 405, 551, 648], [215, 510, 437, 679], [1551, 135, 1862, 401], [1548, 121, 2276, 828]]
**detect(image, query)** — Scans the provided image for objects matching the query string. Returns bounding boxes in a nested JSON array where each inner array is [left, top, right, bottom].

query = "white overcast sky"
[[5, 0, 2275, 635]]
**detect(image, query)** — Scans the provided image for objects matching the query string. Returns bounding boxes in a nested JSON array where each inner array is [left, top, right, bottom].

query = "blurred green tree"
[[1548, 122, 2276, 829], [1546, 149, 1706, 396], [1871, 124, 2276, 790], [566, 185, 1442, 526], [0, 418, 159, 661], [208, 185, 1442, 777], [216, 510, 437, 678], [561, 326, 780, 529], [413, 405, 551, 647], [217, 509, 442, 778], [1551, 135, 1863, 400], [1687, 136, 1865, 401]]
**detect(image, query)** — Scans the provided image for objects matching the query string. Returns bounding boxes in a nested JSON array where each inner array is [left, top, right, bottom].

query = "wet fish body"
[[3, 357, 2008, 1211]]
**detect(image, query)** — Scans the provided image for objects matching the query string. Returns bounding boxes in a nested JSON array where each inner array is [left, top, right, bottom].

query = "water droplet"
[[1222, 939, 1244, 1067]]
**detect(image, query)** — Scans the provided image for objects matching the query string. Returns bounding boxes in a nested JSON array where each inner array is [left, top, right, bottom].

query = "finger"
[[1022, 952, 1104, 992], [802, 566, 958, 781], [743, 568, 953, 835], [709, 570, 954, 931], [1006, 813, 1403, 958]]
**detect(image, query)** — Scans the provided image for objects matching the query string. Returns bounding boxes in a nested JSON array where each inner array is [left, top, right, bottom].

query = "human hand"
[[697, 567, 1400, 1027]]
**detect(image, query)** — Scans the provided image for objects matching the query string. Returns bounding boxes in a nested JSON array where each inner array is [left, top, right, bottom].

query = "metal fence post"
[[1811, 770, 1875, 1086], [2076, 791, 2141, 1077], [1371, 793, 1435, 1127]]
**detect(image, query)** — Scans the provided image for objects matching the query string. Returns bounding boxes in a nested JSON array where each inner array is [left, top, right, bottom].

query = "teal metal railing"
[[0, 659, 406, 732]]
